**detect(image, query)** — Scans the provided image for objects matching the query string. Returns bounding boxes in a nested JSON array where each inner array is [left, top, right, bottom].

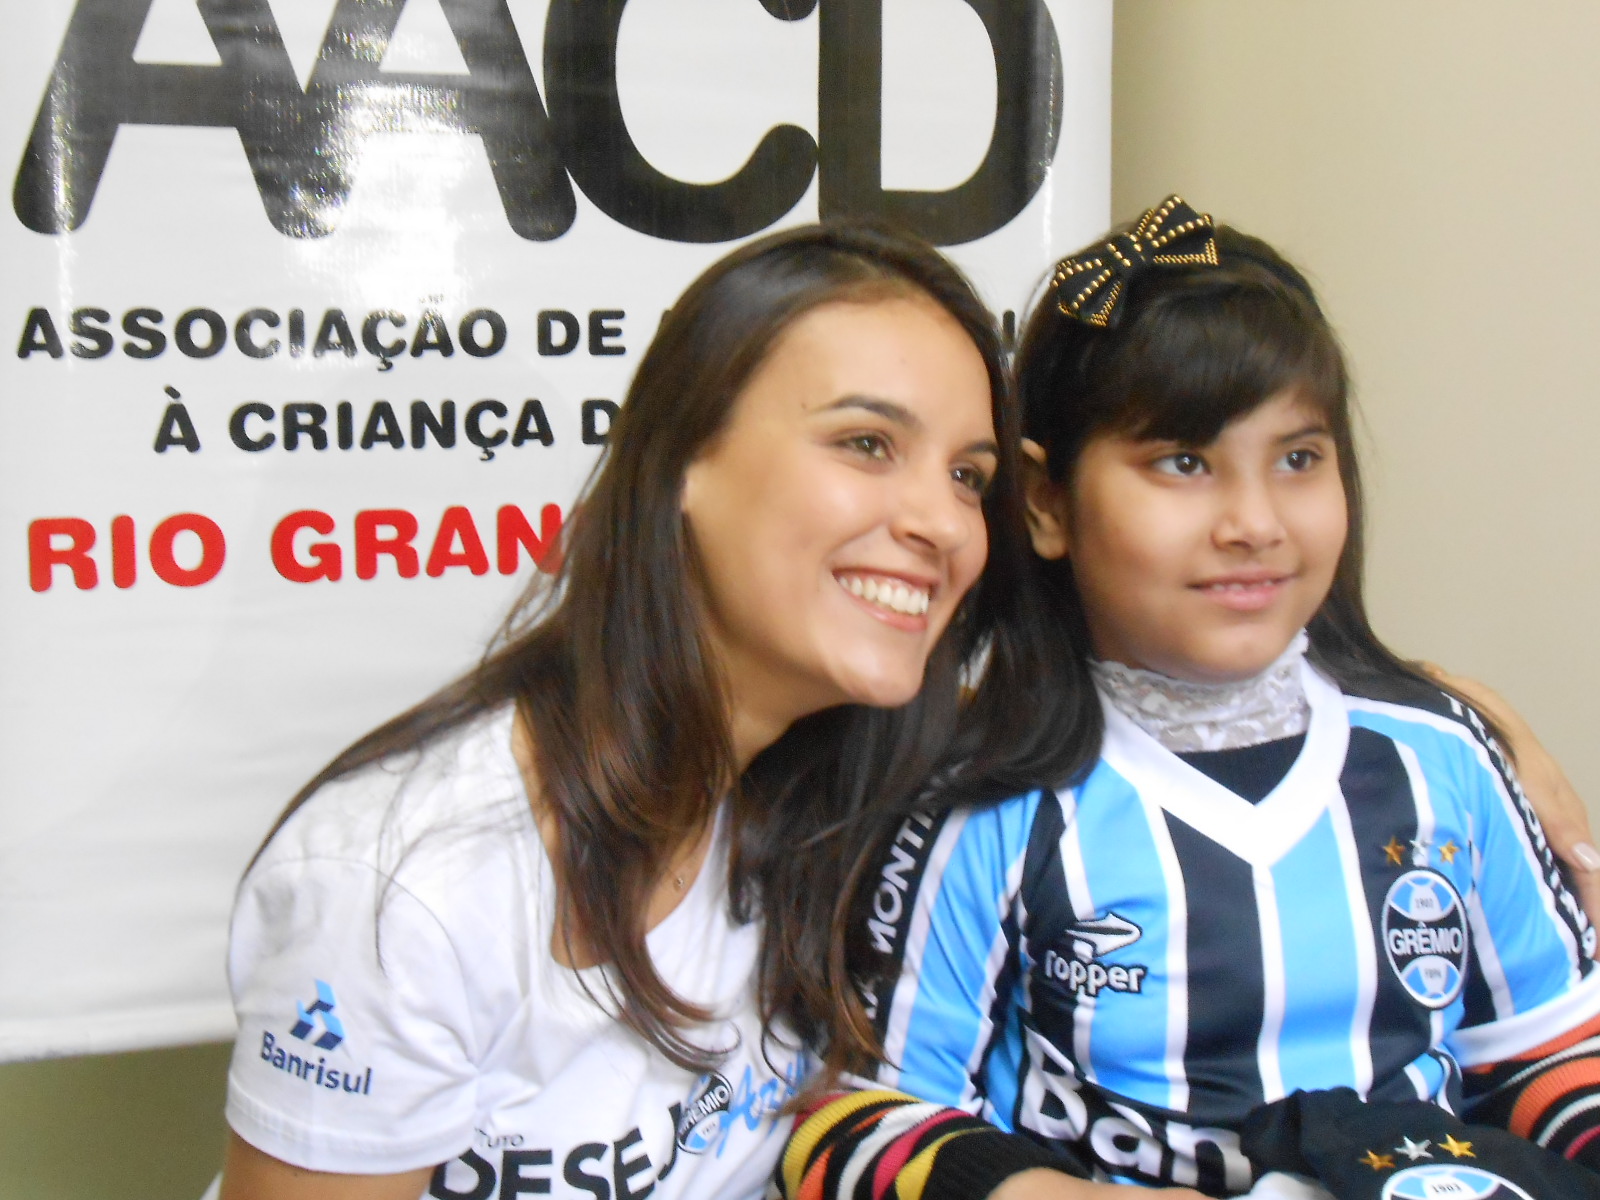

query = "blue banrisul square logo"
[[259, 981, 372, 1096], [289, 979, 344, 1050]]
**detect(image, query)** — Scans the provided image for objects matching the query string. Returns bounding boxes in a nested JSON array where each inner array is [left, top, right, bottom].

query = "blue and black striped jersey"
[[862, 663, 1600, 1194]]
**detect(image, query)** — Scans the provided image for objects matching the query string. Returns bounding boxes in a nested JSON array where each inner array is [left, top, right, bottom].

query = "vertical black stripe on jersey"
[[1164, 812, 1267, 1125], [1015, 793, 1081, 1130], [1437, 1049, 1464, 1113], [1460, 921, 1500, 1033], [865, 809, 952, 1045], [1339, 725, 1437, 1103]]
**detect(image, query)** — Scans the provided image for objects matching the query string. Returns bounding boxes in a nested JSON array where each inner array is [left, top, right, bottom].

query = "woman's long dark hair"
[[253, 221, 1048, 1076], [1008, 223, 1500, 787]]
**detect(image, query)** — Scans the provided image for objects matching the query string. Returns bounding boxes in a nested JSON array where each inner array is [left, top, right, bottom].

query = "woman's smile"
[[835, 570, 935, 623]]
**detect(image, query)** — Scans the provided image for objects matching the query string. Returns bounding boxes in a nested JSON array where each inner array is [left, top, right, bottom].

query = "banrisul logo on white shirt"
[[258, 979, 375, 1096], [289, 979, 344, 1049]]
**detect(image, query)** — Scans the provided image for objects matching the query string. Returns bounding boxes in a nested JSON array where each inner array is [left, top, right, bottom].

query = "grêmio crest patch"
[[1382, 869, 1469, 1009], [1381, 1163, 1533, 1199]]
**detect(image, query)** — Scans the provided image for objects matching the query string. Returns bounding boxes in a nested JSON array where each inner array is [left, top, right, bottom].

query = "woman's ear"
[[680, 454, 706, 517], [1021, 439, 1071, 561]]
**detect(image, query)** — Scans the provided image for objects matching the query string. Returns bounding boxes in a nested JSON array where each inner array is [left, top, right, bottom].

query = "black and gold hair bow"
[[1052, 195, 1219, 328]]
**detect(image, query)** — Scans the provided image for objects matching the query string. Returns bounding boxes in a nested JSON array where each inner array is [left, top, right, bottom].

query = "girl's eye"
[[1280, 447, 1322, 472], [952, 463, 991, 498], [1153, 451, 1207, 477]]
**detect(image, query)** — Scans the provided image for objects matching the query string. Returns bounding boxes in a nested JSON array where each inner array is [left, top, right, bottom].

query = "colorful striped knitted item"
[[773, 1090, 1075, 1200]]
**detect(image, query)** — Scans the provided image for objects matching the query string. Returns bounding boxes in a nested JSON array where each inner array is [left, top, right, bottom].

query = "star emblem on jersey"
[[1440, 1134, 1475, 1158], [1394, 1136, 1433, 1161], [1383, 837, 1407, 865], [1362, 1150, 1396, 1171], [1438, 839, 1461, 864], [1381, 868, 1469, 1009]]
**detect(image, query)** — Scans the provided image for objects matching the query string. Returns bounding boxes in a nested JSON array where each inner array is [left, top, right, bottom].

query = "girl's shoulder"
[[873, 790, 1058, 907], [1336, 666, 1470, 722], [1334, 668, 1511, 780]]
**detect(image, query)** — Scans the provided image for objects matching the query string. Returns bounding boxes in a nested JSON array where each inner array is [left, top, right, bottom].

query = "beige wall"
[[1112, 0, 1600, 819], [9, 5, 1600, 1195]]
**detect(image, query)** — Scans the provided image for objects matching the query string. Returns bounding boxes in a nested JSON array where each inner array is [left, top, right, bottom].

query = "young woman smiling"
[[217, 222, 1048, 1200]]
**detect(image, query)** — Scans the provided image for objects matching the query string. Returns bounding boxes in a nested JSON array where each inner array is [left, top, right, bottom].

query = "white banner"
[[0, 0, 1110, 1059]]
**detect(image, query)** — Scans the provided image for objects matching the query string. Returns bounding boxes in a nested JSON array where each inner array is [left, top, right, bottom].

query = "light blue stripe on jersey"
[[896, 792, 1041, 1108], [1272, 806, 1362, 1091], [1348, 705, 1582, 1013], [1071, 762, 1180, 1109], [982, 982, 1028, 1131]]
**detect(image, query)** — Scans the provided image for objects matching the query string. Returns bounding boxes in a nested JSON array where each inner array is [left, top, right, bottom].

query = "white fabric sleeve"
[[225, 854, 480, 1174]]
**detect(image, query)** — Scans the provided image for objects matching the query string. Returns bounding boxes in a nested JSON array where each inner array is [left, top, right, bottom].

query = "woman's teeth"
[[839, 574, 930, 616], [1202, 579, 1279, 592]]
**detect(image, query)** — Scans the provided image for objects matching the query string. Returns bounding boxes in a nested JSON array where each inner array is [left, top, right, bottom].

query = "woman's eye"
[[1280, 447, 1322, 472], [952, 464, 991, 497], [842, 432, 892, 460], [1153, 452, 1206, 477]]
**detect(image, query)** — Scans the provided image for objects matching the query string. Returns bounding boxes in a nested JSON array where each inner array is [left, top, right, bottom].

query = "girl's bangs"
[[1100, 283, 1345, 446]]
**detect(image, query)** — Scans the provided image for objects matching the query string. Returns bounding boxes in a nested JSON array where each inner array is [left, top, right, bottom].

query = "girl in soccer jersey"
[[218, 223, 1049, 1200], [778, 200, 1600, 1200]]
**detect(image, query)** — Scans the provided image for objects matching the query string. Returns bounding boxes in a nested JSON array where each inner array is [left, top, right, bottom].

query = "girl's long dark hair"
[[1008, 223, 1501, 786], [252, 221, 1048, 1077], [835, 220, 1513, 1080]]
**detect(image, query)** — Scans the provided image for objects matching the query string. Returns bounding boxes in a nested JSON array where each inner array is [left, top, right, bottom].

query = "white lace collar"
[[1090, 632, 1311, 753]]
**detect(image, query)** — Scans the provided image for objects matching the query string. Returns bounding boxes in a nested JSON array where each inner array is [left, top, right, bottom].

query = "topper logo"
[[1063, 912, 1141, 961], [15, 0, 1062, 246], [1040, 912, 1148, 1000]]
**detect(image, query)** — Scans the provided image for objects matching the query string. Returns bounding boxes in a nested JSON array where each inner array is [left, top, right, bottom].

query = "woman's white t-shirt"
[[225, 708, 807, 1199]]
